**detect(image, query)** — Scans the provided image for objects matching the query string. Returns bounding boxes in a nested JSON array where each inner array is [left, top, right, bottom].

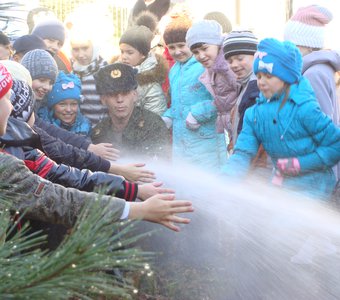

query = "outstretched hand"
[[137, 182, 175, 201], [129, 194, 193, 232], [88, 143, 120, 161], [110, 163, 156, 183]]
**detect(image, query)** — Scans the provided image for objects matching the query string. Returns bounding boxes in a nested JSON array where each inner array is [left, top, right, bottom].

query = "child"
[[223, 38, 340, 199], [222, 30, 259, 148], [20, 49, 58, 111], [186, 20, 238, 149], [117, 24, 168, 116], [39, 71, 91, 136], [162, 16, 228, 171], [0, 31, 12, 60], [70, 30, 109, 128]]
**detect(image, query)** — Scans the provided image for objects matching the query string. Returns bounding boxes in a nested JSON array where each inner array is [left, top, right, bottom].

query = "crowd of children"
[[0, 1, 339, 253]]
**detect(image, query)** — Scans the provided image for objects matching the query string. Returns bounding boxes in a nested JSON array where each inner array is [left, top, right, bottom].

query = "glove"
[[185, 112, 200, 130], [276, 158, 300, 176], [162, 116, 173, 129]]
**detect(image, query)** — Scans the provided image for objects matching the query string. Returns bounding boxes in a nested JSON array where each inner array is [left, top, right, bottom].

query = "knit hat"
[[13, 34, 47, 55], [32, 19, 66, 45], [253, 38, 303, 84], [10, 79, 35, 122], [284, 5, 333, 49], [120, 25, 154, 56], [223, 30, 258, 60], [0, 63, 13, 99], [21, 49, 58, 82], [204, 11, 232, 34], [135, 10, 159, 34], [47, 71, 81, 109], [94, 63, 138, 95], [186, 20, 223, 49], [163, 15, 192, 45], [0, 60, 32, 87]]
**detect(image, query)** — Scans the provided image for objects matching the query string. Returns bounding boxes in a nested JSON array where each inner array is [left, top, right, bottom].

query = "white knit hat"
[[284, 5, 333, 49]]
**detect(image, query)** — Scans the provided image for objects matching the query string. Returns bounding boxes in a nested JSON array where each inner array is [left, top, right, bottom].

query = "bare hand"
[[137, 182, 175, 201], [88, 143, 120, 161], [110, 163, 156, 183], [129, 194, 193, 232]]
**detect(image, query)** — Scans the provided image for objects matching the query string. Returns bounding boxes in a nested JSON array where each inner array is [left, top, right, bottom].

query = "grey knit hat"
[[223, 30, 258, 60], [186, 20, 223, 49], [119, 25, 154, 56], [21, 49, 58, 83]]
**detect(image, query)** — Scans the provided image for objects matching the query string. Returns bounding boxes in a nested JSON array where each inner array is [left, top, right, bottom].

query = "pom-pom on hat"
[[10, 79, 35, 122], [223, 30, 258, 60], [186, 20, 223, 50], [0, 63, 12, 99], [47, 71, 81, 109], [119, 25, 154, 56], [94, 63, 138, 95], [284, 5, 333, 49], [21, 49, 58, 83], [32, 19, 66, 45], [13, 34, 47, 55], [163, 15, 192, 45], [253, 38, 303, 84]]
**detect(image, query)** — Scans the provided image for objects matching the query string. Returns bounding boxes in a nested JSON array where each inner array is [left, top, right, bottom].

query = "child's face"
[[0, 44, 12, 60], [119, 43, 145, 67], [32, 78, 53, 100], [167, 42, 192, 63], [256, 72, 285, 99], [71, 41, 93, 66], [191, 44, 219, 68], [53, 99, 78, 125], [0, 90, 13, 135], [226, 54, 254, 80], [43, 38, 63, 55]]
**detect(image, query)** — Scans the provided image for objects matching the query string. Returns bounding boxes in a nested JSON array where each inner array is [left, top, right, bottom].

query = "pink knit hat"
[[284, 5, 333, 49]]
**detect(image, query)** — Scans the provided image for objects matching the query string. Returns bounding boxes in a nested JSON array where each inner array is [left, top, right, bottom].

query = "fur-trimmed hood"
[[136, 52, 168, 85]]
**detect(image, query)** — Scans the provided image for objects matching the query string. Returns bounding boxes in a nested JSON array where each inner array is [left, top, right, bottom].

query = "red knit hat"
[[0, 63, 13, 99]]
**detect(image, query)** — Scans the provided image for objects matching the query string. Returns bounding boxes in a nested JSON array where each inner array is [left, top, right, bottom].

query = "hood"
[[302, 50, 340, 73]]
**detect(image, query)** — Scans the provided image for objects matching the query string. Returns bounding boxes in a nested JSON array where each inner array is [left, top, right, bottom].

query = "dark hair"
[[0, 32, 10, 46], [190, 42, 205, 51]]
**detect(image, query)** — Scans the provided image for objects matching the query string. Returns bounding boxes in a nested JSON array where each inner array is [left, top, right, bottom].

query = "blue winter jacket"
[[223, 77, 340, 198], [163, 56, 228, 171]]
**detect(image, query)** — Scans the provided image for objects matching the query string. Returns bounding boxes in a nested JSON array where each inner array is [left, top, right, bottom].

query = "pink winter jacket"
[[199, 49, 238, 134]]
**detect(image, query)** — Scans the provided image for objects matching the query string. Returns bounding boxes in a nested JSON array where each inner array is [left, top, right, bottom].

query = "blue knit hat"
[[13, 34, 47, 55], [253, 38, 302, 84], [32, 19, 66, 45], [21, 49, 58, 82], [186, 20, 223, 49], [47, 71, 81, 108]]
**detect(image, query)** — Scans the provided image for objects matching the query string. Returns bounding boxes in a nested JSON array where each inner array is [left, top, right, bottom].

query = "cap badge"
[[111, 69, 121, 78]]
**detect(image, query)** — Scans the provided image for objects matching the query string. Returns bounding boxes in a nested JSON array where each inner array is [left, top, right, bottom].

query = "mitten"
[[185, 112, 200, 130], [276, 158, 300, 176]]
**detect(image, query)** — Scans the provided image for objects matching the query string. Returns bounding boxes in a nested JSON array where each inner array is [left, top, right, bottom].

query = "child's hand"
[[129, 194, 193, 232], [88, 143, 120, 161], [110, 163, 156, 183], [137, 182, 175, 201], [276, 158, 300, 176]]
